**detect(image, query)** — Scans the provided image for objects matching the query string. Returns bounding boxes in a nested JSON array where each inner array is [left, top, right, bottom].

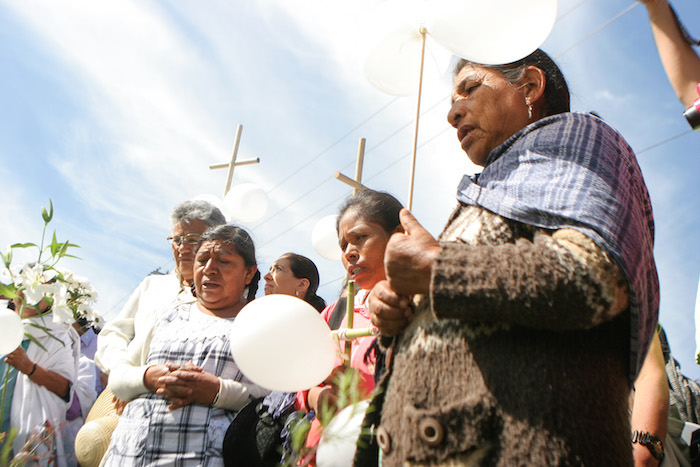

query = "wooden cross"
[[209, 124, 261, 197], [334, 137, 367, 195]]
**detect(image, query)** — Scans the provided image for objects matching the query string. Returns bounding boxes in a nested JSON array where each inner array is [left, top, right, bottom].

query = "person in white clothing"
[[2, 298, 81, 467]]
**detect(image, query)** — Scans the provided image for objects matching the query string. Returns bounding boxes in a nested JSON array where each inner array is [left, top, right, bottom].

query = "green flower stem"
[[36, 221, 48, 265]]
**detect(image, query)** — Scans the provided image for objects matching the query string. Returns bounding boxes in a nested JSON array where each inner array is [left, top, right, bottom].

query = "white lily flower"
[[51, 283, 74, 324], [0, 266, 11, 284], [52, 302, 74, 324], [43, 268, 59, 282], [23, 282, 55, 306], [16, 263, 44, 286]]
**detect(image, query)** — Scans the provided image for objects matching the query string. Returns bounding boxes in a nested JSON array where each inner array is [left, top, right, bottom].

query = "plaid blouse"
[[104, 302, 251, 466]]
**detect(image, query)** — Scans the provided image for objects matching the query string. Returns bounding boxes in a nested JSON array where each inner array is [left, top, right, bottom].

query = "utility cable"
[[637, 129, 695, 154], [557, 0, 591, 22], [556, 2, 640, 57], [266, 97, 399, 196], [252, 94, 449, 231]]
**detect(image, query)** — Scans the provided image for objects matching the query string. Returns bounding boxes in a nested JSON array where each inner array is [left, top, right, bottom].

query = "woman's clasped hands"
[[144, 360, 219, 410], [369, 209, 440, 337]]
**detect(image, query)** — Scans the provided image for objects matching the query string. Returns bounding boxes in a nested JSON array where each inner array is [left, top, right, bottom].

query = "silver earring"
[[525, 97, 533, 120], [295, 290, 299, 297]]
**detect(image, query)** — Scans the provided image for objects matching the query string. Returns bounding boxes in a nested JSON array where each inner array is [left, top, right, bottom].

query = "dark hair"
[[454, 49, 570, 117], [336, 189, 403, 235], [279, 253, 326, 312], [171, 200, 226, 228], [196, 224, 260, 302]]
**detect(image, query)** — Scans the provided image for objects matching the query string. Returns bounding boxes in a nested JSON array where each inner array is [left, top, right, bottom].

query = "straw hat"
[[75, 388, 121, 466], [74, 415, 119, 467], [85, 387, 119, 423]]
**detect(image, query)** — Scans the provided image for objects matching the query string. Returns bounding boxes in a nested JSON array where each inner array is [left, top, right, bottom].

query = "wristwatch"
[[631, 430, 665, 461]]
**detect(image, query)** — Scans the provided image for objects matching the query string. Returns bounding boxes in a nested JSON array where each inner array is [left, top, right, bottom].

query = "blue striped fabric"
[[457, 112, 659, 381]]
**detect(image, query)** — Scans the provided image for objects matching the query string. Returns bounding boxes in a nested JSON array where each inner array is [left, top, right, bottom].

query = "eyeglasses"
[[167, 234, 202, 246]]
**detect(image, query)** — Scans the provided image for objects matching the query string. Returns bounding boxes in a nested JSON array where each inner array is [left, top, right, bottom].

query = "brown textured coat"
[[377, 205, 633, 466]]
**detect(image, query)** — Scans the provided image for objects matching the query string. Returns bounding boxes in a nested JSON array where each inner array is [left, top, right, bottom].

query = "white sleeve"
[[95, 274, 182, 374], [108, 363, 150, 401], [94, 280, 145, 373], [214, 378, 272, 411], [106, 319, 158, 401]]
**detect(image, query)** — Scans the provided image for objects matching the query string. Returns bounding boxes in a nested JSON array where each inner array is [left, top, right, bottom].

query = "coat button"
[[418, 417, 444, 447], [376, 426, 391, 454]]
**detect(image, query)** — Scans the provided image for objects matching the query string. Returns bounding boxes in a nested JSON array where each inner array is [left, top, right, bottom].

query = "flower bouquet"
[[0, 200, 99, 466]]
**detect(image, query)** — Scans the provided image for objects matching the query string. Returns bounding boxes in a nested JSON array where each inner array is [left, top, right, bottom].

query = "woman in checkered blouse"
[[103, 225, 270, 466]]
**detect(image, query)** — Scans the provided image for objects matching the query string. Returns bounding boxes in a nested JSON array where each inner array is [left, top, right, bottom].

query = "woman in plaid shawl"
[[365, 49, 658, 465], [103, 225, 269, 466]]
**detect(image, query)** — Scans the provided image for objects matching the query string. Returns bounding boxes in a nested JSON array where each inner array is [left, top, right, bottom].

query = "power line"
[[258, 119, 451, 251], [256, 1, 645, 235], [266, 97, 400, 196], [125, 1, 681, 313], [637, 129, 695, 154], [249, 0, 645, 235], [557, 0, 591, 22], [256, 0, 675, 258], [367, 126, 452, 181], [556, 2, 640, 57], [252, 93, 449, 231]]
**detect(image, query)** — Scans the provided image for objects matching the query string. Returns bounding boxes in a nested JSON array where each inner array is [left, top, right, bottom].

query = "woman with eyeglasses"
[[94, 200, 226, 382], [75, 201, 229, 465]]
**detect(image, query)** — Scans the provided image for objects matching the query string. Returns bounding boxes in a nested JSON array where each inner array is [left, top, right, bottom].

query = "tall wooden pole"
[[407, 27, 427, 211]]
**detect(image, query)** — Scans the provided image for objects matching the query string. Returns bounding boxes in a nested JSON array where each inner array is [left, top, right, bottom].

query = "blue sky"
[[1, 0, 699, 378]]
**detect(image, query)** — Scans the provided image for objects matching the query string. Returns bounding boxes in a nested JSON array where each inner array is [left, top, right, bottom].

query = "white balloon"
[[364, 23, 425, 96], [428, 0, 558, 65], [362, 0, 454, 96], [223, 183, 268, 223], [229, 295, 337, 392], [316, 400, 371, 467], [312, 215, 342, 262], [0, 308, 24, 355]]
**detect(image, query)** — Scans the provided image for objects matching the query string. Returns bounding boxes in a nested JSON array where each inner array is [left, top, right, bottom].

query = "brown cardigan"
[[377, 205, 633, 466]]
